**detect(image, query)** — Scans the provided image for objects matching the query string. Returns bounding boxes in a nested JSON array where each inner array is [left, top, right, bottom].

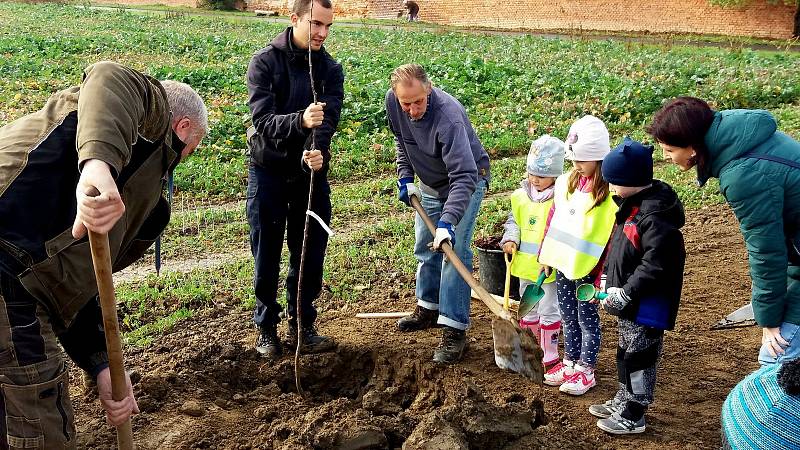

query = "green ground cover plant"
[[2, 1, 799, 201]]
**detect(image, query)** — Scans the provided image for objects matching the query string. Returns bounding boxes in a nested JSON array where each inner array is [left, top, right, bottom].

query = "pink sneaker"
[[559, 364, 596, 395], [543, 360, 574, 386]]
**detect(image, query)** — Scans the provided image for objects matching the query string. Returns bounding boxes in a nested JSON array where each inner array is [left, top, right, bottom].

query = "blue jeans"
[[758, 322, 800, 366], [414, 179, 487, 330]]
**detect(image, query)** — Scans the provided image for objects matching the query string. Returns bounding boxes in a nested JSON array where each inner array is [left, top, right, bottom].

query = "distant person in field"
[[0, 61, 207, 448], [246, 0, 344, 359], [403, 0, 419, 21], [386, 63, 490, 364], [648, 97, 800, 366]]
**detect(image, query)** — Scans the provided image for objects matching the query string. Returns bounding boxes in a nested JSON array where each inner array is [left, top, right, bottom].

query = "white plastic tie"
[[306, 210, 334, 236]]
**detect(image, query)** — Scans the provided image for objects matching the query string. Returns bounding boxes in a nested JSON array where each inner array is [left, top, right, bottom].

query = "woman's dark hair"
[[778, 358, 800, 396], [647, 97, 715, 170]]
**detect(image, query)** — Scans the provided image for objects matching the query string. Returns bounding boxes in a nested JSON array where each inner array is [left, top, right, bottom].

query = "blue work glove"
[[397, 177, 420, 207], [432, 220, 455, 251], [601, 287, 631, 313]]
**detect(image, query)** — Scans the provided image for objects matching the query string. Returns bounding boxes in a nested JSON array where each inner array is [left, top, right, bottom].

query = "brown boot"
[[396, 305, 440, 332]]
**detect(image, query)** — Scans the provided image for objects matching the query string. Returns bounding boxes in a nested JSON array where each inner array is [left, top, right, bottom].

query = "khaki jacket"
[[0, 61, 177, 331]]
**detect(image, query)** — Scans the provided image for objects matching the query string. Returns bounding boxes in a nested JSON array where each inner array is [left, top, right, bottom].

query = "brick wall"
[[414, 0, 797, 39], [109, 0, 797, 39], [110, 0, 197, 6], [246, 0, 383, 17]]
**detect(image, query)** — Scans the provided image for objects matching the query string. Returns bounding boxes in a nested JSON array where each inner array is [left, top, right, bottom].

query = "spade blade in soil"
[[491, 318, 544, 382], [712, 302, 756, 330]]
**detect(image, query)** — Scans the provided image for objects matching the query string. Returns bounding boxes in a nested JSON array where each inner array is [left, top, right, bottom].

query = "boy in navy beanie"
[[589, 137, 686, 434]]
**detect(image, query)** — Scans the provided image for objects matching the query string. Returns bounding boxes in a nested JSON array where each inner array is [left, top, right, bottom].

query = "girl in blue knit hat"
[[538, 116, 617, 396], [500, 135, 565, 371], [589, 137, 686, 435]]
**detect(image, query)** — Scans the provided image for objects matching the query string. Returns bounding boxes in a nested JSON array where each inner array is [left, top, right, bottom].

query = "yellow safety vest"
[[538, 174, 616, 280], [509, 189, 555, 283]]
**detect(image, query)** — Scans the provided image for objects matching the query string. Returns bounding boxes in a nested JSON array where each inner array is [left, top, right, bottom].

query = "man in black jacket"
[[246, 0, 344, 358]]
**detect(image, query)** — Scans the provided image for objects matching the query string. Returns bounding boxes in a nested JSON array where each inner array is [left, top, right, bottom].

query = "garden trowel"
[[410, 196, 544, 382], [518, 271, 548, 317], [575, 283, 605, 302]]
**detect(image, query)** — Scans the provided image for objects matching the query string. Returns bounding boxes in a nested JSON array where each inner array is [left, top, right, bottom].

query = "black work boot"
[[255, 325, 282, 359], [285, 320, 336, 354], [396, 305, 440, 332], [433, 326, 468, 364]]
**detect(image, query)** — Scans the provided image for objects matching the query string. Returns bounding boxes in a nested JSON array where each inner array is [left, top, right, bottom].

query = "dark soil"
[[474, 235, 503, 250], [72, 204, 760, 449]]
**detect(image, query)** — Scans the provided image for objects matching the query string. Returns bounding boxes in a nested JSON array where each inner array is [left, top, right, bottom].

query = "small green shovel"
[[518, 271, 548, 317], [575, 283, 607, 302]]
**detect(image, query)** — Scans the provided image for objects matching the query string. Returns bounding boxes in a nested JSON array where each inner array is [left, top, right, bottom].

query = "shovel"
[[711, 302, 756, 330], [518, 271, 548, 318], [503, 252, 513, 311], [410, 196, 544, 382], [575, 283, 605, 302], [86, 189, 134, 450]]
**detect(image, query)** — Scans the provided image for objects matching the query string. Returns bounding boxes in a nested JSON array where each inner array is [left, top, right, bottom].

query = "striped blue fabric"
[[721, 364, 800, 449]]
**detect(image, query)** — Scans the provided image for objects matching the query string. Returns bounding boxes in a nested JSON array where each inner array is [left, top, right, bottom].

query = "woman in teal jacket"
[[647, 97, 800, 365]]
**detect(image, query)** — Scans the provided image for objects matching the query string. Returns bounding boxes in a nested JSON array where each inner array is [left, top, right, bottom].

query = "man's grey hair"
[[390, 63, 431, 91], [161, 80, 209, 140]]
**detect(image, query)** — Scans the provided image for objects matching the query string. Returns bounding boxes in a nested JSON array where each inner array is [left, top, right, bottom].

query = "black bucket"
[[475, 246, 519, 298]]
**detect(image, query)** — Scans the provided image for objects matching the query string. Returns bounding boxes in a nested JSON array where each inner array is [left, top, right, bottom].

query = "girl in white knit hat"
[[500, 135, 565, 371], [538, 115, 617, 396]]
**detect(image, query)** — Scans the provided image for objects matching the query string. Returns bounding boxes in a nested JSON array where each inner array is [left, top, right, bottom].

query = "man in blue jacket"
[[386, 64, 490, 364], [246, 0, 344, 358]]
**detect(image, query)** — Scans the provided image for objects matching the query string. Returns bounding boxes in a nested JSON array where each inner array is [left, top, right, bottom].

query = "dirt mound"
[[76, 339, 545, 449], [72, 205, 762, 449]]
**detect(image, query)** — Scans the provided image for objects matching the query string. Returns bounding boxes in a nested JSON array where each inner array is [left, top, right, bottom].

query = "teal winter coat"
[[700, 110, 800, 328]]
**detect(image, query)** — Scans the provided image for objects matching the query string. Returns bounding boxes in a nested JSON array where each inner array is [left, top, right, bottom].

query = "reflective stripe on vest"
[[538, 174, 616, 280], [518, 241, 540, 255], [509, 188, 555, 282]]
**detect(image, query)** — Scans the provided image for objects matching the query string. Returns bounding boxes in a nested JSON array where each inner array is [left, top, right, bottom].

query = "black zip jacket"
[[246, 27, 344, 176], [604, 180, 686, 330]]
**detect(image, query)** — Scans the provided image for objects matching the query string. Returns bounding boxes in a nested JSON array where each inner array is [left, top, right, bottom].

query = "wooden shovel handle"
[[85, 189, 134, 450], [410, 196, 513, 321]]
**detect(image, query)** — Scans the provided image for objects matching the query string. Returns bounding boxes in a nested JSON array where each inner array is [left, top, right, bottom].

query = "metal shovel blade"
[[492, 317, 545, 382], [711, 302, 756, 330]]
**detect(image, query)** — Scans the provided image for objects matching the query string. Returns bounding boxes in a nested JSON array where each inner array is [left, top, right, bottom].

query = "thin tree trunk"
[[794, 4, 799, 38]]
